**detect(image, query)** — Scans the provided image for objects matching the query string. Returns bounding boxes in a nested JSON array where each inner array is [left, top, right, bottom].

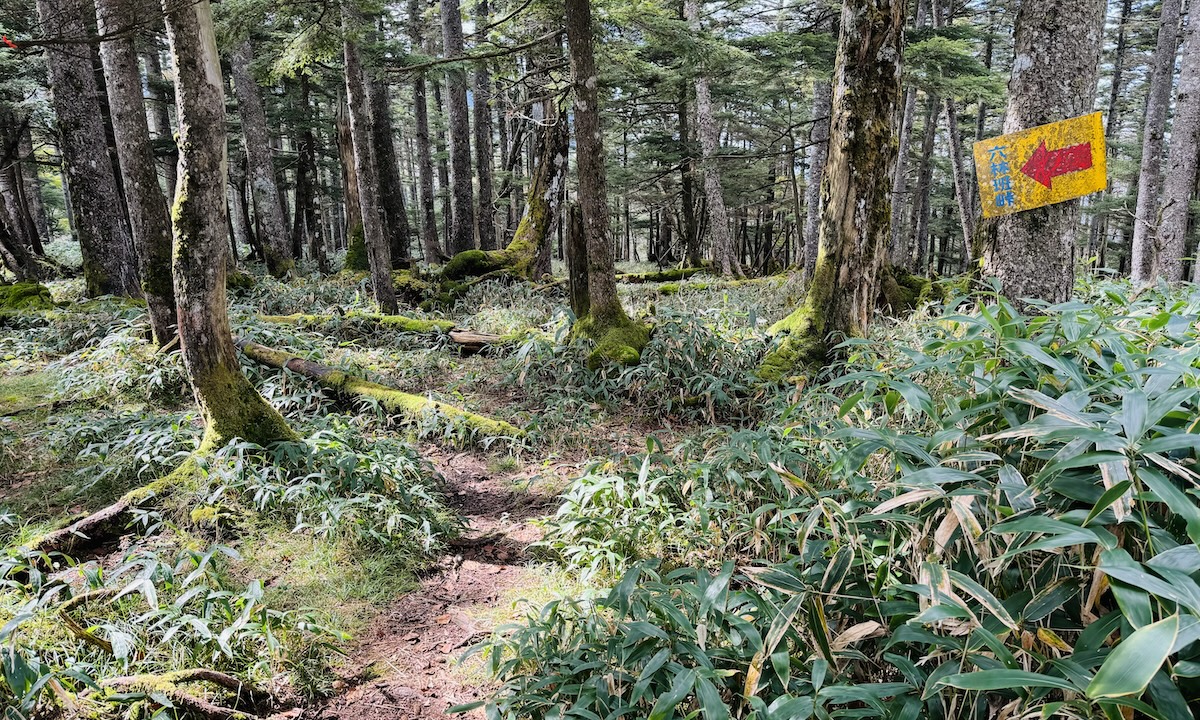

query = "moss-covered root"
[[615, 267, 706, 284], [0, 282, 55, 310], [97, 669, 274, 719], [236, 339, 524, 440], [756, 303, 828, 384], [573, 312, 650, 370]]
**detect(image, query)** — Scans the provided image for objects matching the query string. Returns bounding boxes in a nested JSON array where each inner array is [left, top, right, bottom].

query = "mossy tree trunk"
[[95, 0, 178, 346], [229, 38, 293, 279], [759, 0, 903, 380], [442, 0, 476, 256], [342, 11, 399, 314], [980, 0, 1104, 303], [36, 0, 141, 299], [162, 0, 294, 450], [565, 0, 648, 368], [335, 91, 367, 272]]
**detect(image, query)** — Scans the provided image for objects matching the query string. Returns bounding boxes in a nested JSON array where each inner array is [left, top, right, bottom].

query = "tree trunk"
[[335, 91, 365, 271], [1150, 14, 1200, 282], [407, 0, 441, 264], [0, 188, 39, 280], [943, 99, 975, 265], [981, 0, 1105, 302], [911, 93, 938, 272], [229, 39, 292, 277], [1087, 0, 1132, 262], [291, 76, 319, 267], [564, 0, 647, 366], [17, 123, 50, 248], [370, 76, 413, 266], [678, 94, 701, 268], [760, 0, 903, 379], [441, 0, 476, 255], [161, 0, 293, 449], [473, 0, 497, 250], [95, 0, 177, 345], [804, 79, 832, 276], [566, 203, 589, 317], [685, 0, 739, 276], [141, 47, 177, 195], [432, 79, 453, 253], [1129, 0, 1184, 282], [35, 0, 140, 298], [888, 0, 928, 265], [343, 14, 399, 314]]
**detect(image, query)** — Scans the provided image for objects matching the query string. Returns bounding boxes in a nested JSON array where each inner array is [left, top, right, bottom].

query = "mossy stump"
[[0, 282, 55, 310], [573, 311, 650, 370]]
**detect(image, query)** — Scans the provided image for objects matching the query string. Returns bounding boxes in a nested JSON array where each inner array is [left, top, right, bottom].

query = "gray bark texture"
[[17, 123, 50, 246], [441, 0, 476, 255], [343, 16, 399, 314], [409, 0, 441, 263], [96, 0, 178, 345], [911, 93, 938, 272], [1151, 14, 1200, 282], [685, 0, 739, 276], [1130, 0, 1184, 281], [229, 38, 293, 278], [981, 0, 1105, 303], [141, 47, 177, 196], [36, 0, 141, 298], [161, 0, 293, 448], [888, 0, 928, 265], [804, 79, 832, 275], [473, 0, 497, 250]]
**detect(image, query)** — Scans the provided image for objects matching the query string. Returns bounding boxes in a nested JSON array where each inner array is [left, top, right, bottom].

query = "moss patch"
[[344, 222, 369, 272], [0, 283, 55, 311], [574, 311, 650, 370], [0, 371, 57, 415]]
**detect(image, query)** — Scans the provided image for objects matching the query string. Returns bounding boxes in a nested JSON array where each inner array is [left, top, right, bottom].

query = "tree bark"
[[564, 0, 647, 366], [685, 0, 739, 276], [35, 0, 141, 298], [760, 0, 903, 378], [229, 38, 293, 278], [888, 0, 928, 265], [1150, 13, 1200, 282], [432, 79, 453, 253], [473, 0, 497, 250], [0, 188, 39, 280], [1129, 0, 1184, 282], [291, 76, 319, 267], [335, 91, 364, 272], [441, 0, 476, 255], [95, 0, 177, 345], [981, 0, 1105, 303], [804, 79, 832, 276], [370, 76, 413, 266], [343, 14, 399, 314], [409, 0, 441, 264], [911, 93, 938, 273], [140, 47, 177, 196], [161, 0, 294, 449]]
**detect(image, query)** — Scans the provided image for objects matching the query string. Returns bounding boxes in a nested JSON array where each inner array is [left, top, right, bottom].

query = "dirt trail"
[[310, 450, 557, 720]]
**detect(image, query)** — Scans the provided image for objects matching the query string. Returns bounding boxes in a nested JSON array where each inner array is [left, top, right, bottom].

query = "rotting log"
[[92, 669, 275, 720], [236, 339, 523, 439], [256, 313, 504, 355]]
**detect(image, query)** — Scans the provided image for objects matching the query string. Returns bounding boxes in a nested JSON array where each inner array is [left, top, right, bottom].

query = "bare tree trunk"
[[0, 187, 39, 280], [335, 91, 366, 272], [291, 76, 319, 267], [141, 47, 177, 195], [441, 0, 476, 255], [161, 0, 293, 449], [1130, 0, 1184, 282], [1150, 14, 1200, 282], [473, 0, 497, 250], [678, 93, 701, 267], [35, 0, 140, 298], [761, 0, 903, 378], [911, 93, 938, 272], [343, 14, 398, 314], [17, 124, 50, 246], [408, 0, 441, 264], [685, 0, 739, 276], [982, 0, 1105, 303], [1087, 0, 1132, 263], [370, 76, 413, 266], [432, 79, 453, 253], [888, 0, 928, 265], [95, 0, 178, 345], [564, 0, 646, 365], [229, 39, 293, 278], [943, 100, 975, 265], [804, 79, 832, 276]]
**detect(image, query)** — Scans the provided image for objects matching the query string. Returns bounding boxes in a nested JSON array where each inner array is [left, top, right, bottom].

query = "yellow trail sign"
[[972, 112, 1106, 219]]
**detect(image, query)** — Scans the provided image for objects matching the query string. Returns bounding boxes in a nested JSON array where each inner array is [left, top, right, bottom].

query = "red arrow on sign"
[[1020, 140, 1093, 189]]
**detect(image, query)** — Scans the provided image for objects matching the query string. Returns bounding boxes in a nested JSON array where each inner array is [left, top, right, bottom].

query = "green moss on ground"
[[259, 312, 454, 334], [0, 283, 54, 310]]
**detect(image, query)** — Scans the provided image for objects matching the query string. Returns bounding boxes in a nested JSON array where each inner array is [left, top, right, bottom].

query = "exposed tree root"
[[92, 669, 275, 719], [256, 313, 504, 355], [236, 339, 523, 440]]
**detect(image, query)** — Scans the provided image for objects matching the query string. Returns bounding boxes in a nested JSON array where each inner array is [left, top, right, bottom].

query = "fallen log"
[[236, 339, 523, 440], [92, 669, 274, 719], [257, 313, 504, 355]]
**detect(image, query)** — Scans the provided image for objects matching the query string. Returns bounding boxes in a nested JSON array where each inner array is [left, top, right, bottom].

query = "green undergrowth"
[[469, 279, 1200, 720]]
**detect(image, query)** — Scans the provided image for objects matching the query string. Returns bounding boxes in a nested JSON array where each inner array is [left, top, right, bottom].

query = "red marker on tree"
[[2, 36, 18, 50], [1020, 140, 1094, 189]]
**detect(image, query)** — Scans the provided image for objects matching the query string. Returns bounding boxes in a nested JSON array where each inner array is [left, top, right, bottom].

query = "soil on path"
[[307, 449, 559, 720]]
